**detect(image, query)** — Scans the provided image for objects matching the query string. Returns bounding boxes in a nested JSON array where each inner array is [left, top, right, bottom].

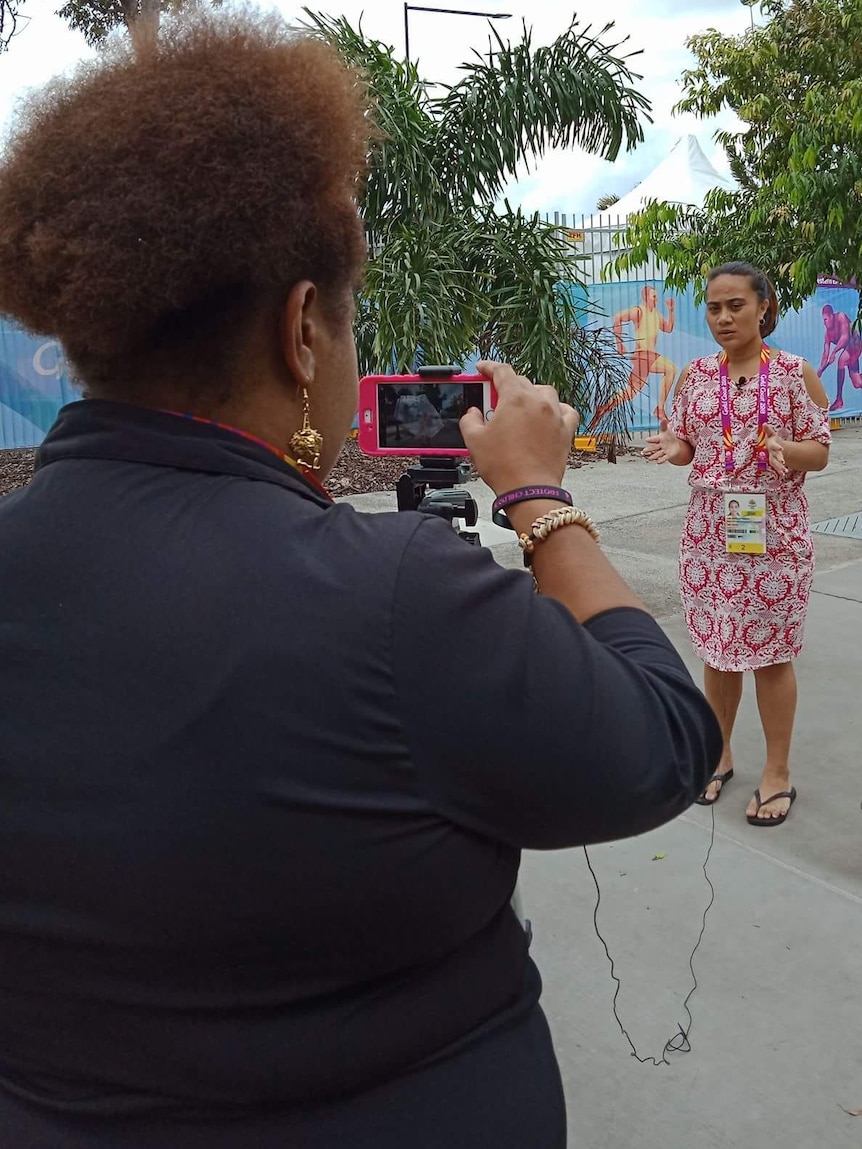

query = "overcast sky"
[[0, 0, 752, 215]]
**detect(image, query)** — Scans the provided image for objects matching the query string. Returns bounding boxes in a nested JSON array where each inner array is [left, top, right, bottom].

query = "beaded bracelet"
[[518, 506, 600, 567]]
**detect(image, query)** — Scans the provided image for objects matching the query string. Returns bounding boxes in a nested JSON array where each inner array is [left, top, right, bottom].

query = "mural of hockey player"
[[817, 304, 862, 413]]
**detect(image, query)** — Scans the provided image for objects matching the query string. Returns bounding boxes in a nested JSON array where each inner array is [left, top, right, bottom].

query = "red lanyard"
[[718, 345, 771, 473], [159, 410, 332, 500]]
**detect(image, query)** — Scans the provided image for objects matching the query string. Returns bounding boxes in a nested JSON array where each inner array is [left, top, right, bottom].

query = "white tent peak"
[[603, 134, 736, 219]]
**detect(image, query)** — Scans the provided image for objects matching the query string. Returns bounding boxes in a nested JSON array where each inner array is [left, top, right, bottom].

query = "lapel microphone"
[[736, 376, 747, 388]]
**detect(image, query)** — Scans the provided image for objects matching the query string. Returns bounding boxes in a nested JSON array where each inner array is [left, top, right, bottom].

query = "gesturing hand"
[[642, 420, 685, 465], [460, 361, 579, 495], [762, 424, 788, 478]]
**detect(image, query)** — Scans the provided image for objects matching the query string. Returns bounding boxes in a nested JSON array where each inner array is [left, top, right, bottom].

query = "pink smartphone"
[[357, 369, 497, 458]]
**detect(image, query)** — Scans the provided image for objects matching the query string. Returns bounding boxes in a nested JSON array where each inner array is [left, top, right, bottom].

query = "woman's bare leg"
[[748, 661, 797, 820], [702, 665, 744, 799]]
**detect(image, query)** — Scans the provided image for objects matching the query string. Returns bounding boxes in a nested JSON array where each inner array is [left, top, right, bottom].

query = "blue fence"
[[581, 279, 862, 433], [2, 277, 860, 449], [0, 324, 78, 448]]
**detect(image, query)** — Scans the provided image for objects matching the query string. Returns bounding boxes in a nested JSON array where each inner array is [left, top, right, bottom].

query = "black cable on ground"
[[583, 806, 716, 1066]]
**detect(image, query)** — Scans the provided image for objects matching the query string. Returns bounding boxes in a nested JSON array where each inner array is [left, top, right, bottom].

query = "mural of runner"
[[586, 285, 678, 432]]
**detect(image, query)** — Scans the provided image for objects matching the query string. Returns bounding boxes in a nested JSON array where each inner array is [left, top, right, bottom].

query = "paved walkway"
[[342, 428, 862, 1148]]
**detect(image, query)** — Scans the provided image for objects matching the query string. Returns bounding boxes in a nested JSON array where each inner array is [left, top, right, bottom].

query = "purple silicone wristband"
[[491, 486, 573, 517]]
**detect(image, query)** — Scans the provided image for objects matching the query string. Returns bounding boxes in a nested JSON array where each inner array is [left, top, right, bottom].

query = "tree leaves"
[[613, 0, 862, 321], [55, 0, 204, 48], [57, 0, 120, 45], [597, 193, 621, 211]]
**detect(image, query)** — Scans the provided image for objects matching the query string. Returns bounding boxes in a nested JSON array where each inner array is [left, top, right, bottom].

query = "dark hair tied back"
[[708, 262, 779, 338]]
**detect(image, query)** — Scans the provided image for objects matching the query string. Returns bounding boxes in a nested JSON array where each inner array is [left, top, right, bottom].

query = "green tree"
[[612, 0, 862, 318], [305, 11, 650, 426], [596, 193, 620, 211], [57, 0, 174, 50]]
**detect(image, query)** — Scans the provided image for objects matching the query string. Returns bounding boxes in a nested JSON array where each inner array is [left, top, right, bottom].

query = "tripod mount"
[[396, 457, 480, 545]]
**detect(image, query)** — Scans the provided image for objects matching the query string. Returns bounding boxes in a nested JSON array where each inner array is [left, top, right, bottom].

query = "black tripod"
[[394, 453, 529, 936], [396, 457, 481, 545]]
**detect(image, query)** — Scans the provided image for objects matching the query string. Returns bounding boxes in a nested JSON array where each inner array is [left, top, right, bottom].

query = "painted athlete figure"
[[817, 304, 862, 412], [589, 286, 678, 431]]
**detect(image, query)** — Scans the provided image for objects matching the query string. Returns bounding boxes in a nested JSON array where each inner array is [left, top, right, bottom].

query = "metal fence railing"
[[540, 212, 665, 286]]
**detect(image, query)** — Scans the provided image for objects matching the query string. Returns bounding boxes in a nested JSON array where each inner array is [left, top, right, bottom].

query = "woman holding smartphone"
[[0, 15, 720, 1147]]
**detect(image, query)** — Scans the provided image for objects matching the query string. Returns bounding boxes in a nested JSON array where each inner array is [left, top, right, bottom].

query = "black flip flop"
[[695, 769, 734, 806], [746, 786, 797, 827]]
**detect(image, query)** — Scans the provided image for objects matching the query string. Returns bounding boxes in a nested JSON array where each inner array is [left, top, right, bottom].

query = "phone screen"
[[377, 383, 484, 450]]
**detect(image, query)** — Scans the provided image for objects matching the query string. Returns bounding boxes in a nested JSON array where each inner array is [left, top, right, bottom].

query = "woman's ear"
[[280, 281, 318, 387]]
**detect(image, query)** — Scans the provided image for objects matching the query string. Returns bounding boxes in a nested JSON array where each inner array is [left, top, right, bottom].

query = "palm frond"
[[301, 9, 443, 224], [433, 19, 651, 204]]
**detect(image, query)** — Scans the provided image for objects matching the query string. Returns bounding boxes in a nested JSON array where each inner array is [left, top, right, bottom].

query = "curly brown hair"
[[0, 12, 370, 396]]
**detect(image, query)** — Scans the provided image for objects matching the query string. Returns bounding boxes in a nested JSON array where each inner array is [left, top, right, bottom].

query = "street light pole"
[[403, 4, 512, 62]]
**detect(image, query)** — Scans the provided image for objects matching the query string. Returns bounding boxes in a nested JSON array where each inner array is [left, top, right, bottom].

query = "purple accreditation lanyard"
[[718, 345, 771, 473]]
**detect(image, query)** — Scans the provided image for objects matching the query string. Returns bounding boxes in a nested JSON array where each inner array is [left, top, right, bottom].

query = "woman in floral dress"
[[643, 263, 831, 825]]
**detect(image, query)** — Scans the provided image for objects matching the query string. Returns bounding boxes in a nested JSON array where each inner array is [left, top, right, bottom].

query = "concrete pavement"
[[341, 427, 862, 1148]]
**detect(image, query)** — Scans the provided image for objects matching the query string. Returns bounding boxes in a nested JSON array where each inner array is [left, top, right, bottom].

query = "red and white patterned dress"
[[669, 350, 831, 672]]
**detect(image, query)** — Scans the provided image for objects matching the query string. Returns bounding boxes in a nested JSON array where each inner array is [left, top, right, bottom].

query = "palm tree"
[[596, 193, 621, 211], [304, 11, 650, 430]]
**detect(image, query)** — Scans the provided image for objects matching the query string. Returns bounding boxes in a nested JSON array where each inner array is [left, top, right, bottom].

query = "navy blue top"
[[0, 401, 720, 1143]]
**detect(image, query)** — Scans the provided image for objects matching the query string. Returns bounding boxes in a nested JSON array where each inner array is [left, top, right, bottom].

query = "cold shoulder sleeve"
[[790, 358, 832, 445]]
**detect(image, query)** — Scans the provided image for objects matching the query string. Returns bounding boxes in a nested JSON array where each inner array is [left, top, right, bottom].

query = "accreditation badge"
[[724, 493, 767, 555]]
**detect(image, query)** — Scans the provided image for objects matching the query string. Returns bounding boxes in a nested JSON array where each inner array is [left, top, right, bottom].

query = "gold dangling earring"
[[290, 388, 323, 472]]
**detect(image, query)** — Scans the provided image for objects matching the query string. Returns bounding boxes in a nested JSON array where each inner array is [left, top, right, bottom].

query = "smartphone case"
[[357, 373, 495, 457]]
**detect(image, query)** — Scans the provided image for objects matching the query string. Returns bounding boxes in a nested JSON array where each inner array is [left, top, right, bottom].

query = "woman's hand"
[[762, 424, 788, 478], [642, 420, 691, 465], [460, 361, 579, 494]]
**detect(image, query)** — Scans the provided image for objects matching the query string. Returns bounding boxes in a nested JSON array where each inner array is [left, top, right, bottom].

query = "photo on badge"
[[724, 493, 766, 554]]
